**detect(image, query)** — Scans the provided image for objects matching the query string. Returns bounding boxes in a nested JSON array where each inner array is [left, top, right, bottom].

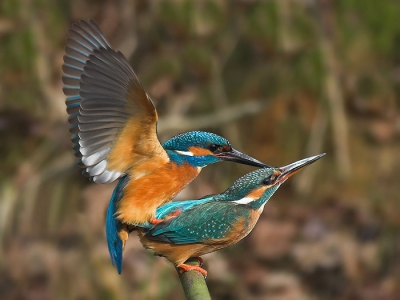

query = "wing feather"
[[79, 135, 115, 147], [145, 202, 248, 245], [79, 128, 118, 139], [80, 141, 112, 156], [82, 148, 110, 166], [63, 20, 167, 184]]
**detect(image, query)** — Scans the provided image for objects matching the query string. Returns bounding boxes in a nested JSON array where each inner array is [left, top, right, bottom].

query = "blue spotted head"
[[218, 154, 325, 210], [163, 131, 268, 168]]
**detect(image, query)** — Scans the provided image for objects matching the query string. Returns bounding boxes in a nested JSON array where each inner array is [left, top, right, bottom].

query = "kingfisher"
[[131, 154, 324, 277], [62, 20, 268, 271]]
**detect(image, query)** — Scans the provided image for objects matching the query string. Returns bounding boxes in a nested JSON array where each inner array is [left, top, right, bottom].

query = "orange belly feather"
[[116, 162, 200, 224]]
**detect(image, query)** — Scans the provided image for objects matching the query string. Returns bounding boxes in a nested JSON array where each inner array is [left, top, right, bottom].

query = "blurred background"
[[1, 0, 400, 299]]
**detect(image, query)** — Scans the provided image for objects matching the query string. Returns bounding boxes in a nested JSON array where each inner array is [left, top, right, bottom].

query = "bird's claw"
[[194, 256, 204, 267], [150, 219, 163, 225], [150, 210, 181, 225]]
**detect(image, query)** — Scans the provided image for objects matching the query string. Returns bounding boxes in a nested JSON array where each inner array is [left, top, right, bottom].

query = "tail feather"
[[106, 176, 129, 274]]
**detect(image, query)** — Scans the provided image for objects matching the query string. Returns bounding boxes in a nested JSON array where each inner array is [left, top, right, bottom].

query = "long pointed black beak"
[[277, 153, 325, 183], [216, 148, 270, 168]]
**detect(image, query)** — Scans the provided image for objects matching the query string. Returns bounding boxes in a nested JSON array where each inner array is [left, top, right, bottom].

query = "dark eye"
[[263, 175, 276, 185], [209, 144, 219, 152]]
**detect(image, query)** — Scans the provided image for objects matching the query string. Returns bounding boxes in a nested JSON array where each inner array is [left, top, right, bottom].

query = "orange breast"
[[116, 162, 200, 224]]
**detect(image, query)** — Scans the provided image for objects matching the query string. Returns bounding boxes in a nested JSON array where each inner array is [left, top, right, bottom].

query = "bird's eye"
[[209, 144, 219, 152], [263, 175, 276, 185]]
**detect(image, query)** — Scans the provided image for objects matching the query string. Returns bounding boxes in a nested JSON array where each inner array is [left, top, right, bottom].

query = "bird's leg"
[[118, 224, 130, 249], [150, 219, 163, 225], [150, 210, 182, 225], [177, 263, 208, 278], [168, 210, 181, 217]]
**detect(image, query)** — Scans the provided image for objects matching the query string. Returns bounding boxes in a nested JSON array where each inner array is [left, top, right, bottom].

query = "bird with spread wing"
[[62, 20, 268, 273]]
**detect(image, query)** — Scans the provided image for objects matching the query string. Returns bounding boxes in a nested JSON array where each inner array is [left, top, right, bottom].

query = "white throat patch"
[[174, 150, 194, 156], [232, 197, 254, 205]]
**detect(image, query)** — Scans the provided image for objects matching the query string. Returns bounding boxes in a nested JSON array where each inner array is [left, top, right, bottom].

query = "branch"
[[294, 106, 327, 195], [177, 258, 211, 300], [316, 0, 351, 178], [158, 100, 267, 134]]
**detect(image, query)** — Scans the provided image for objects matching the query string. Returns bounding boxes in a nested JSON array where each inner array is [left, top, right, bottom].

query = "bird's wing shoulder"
[[63, 20, 167, 184], [154, 197, 214, 220]]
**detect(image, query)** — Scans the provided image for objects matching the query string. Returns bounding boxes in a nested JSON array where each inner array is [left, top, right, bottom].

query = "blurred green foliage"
[[1, 1, 400, 299]]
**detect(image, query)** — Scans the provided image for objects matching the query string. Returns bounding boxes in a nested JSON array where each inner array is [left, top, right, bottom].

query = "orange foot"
[[118, 225, 130, 249], [168, 210, 181, 217], [178, 263, 208, 278], [150, 210, 182, 225], [150, 219, 163, 225]]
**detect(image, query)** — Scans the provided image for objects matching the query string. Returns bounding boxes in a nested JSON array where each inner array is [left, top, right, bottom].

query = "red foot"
[[150, 210, 181, 225], [169, 210, 181, 217], [178, 263, 208, 277], [150, 219, 163, 225]]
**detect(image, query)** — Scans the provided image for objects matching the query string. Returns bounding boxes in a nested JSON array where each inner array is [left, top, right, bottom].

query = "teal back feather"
[[154, 198, 214, 219], [145, 201, 252, 244], [142, 167, 282, 245]]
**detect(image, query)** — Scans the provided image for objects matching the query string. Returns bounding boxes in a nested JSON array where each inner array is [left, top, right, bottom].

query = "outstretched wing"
[[63, 20, 168, 183]]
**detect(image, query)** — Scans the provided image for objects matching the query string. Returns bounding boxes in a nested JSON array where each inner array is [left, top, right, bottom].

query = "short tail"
[[106, 176, 129, 274]]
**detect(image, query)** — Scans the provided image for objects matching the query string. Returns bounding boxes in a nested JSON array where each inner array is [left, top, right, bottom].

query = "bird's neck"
[[220, 184, 281, 210], [248, 184, 281, 211]]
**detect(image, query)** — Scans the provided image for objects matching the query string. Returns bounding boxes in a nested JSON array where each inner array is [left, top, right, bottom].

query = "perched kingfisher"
[[132, 154, 324, 277], [62, 20, 268, 271]]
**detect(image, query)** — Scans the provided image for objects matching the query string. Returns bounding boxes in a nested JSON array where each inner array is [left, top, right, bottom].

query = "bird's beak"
[[277, 153, 325, 183], [216, 148, 270, 168]]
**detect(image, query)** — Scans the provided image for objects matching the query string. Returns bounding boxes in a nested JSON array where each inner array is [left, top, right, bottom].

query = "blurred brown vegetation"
[[1, 0, 400, 299]]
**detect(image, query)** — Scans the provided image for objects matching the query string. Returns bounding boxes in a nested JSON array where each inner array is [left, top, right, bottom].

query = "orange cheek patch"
[[246, 187, 268, 199], [188, 146, 213, 156]]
